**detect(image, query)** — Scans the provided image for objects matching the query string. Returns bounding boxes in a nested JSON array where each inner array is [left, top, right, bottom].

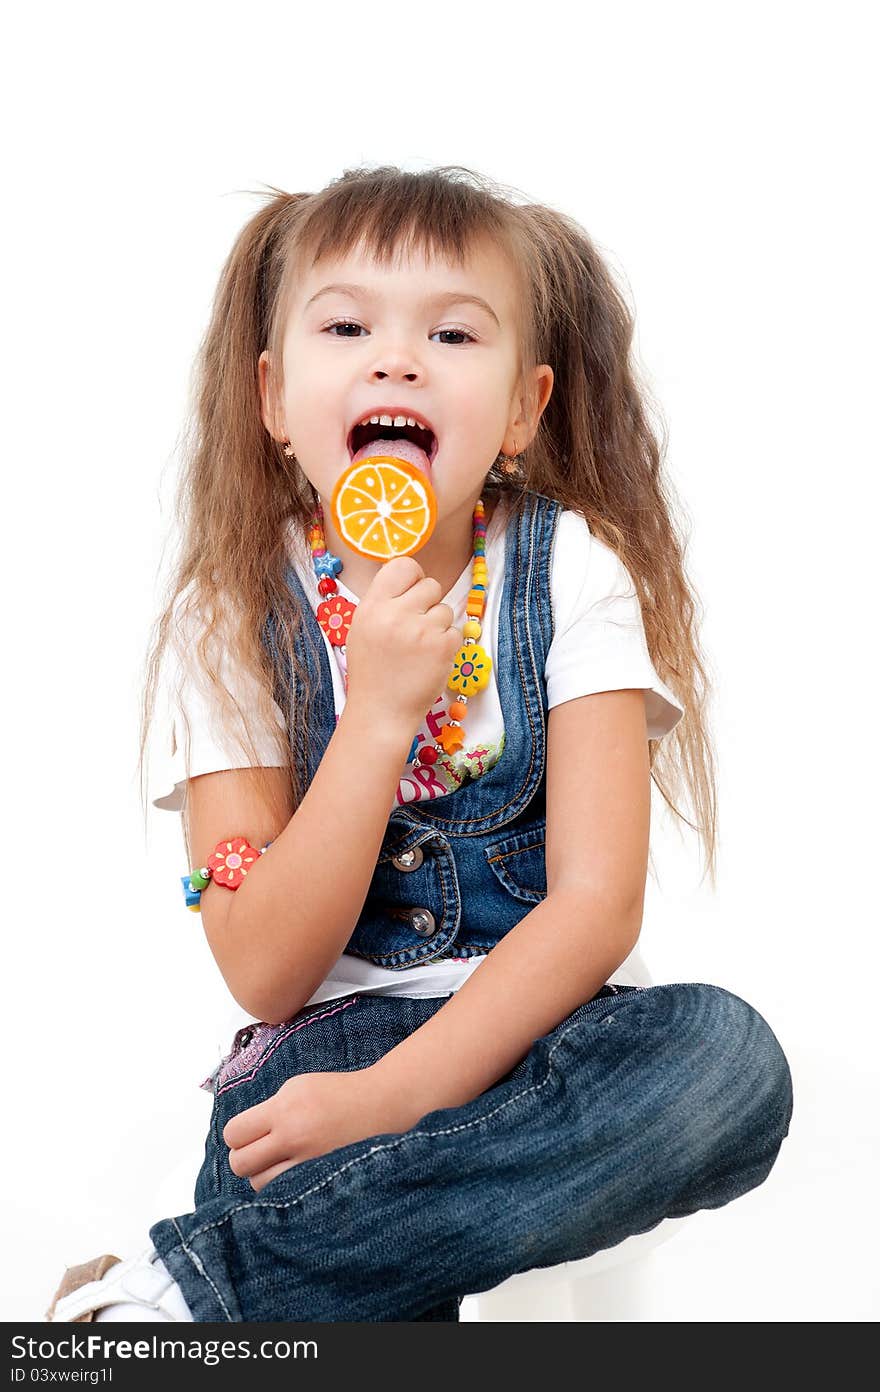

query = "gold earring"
[[282, 441, 297, 460], [496, 449, 521, 475]]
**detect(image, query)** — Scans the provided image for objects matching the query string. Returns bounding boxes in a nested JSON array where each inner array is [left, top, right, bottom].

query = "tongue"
[[351, 436, 432, 474]]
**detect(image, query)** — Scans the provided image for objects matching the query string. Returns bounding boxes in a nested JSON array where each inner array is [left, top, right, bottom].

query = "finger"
[[428, 601, 455, 630], [249, 1158, 299, 1192], [374, 555, 423, 597], [222, 1102, 273, 1149], [404, 576, 443, 612], [228, 1130, 288, 1177]]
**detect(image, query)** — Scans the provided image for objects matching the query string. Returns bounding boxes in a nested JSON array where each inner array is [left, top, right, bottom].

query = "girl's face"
[[260, 236, 553, 588]]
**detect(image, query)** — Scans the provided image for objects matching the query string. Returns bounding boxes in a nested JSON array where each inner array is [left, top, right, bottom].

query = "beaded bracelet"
[[181, 836, 272, 912]]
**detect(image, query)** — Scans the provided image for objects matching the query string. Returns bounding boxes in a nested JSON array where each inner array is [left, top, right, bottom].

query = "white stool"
[[465, 1216, 690, 1321]]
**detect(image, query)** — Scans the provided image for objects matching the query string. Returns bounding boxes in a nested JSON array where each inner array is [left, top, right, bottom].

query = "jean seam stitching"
[[215, 996, 361, 1095], [171, 1216, 234, 1321]]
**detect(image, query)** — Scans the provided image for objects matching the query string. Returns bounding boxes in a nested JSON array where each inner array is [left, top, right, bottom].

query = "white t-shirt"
[[151, 496, 684, 1012]]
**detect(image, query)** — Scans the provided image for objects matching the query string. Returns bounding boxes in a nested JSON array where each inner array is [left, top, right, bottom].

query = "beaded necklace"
[[308, 495, 493, 769]]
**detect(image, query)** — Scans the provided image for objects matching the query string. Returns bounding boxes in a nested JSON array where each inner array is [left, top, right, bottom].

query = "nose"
[[369, 343, 422, 383], [372, 364, 419, 382]]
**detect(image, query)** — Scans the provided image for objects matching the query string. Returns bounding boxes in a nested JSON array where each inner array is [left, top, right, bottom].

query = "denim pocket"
[[204, 995, 362, 1099], [484, 819, 547, 904]]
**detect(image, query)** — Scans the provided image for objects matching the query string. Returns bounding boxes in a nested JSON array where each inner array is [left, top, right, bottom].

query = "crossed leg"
[[150, 983, 793, 1322]]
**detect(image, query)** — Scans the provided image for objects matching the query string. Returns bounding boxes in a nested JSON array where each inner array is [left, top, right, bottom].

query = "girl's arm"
[[188, 697, 415, 1023], [368, 688, 651, 1117], [218, 688, 652, 1190]]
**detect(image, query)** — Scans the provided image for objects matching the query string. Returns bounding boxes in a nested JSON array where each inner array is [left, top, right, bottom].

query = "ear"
[[503, 364, 554, 455], [258, 350, 285, 440], [531, 364, 555, 422]]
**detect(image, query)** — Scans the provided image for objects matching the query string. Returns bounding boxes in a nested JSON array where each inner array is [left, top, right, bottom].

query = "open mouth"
[[347, 418, 438, 464]]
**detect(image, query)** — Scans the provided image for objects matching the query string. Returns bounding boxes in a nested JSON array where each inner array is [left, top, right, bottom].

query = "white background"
[[3, 0, 877, 1323]]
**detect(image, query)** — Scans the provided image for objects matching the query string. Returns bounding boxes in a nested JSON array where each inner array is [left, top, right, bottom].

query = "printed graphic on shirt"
[[332, 695, 505, 805], [396, 728, 506, 805]]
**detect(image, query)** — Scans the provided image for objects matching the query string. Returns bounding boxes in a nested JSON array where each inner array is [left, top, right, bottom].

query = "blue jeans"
[[148, 981, 794, 1321]]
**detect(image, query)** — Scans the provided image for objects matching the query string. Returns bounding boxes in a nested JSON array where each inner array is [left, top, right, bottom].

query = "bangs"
[[295, 165, 512, 272]]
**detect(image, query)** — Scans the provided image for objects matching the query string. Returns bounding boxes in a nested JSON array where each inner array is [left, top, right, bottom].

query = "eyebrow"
[[303, 282, 501, 328]]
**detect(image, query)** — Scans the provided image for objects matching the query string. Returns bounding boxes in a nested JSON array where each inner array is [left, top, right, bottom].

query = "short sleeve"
[[545, 512, 685, 740], [149, 591, 289, 812]]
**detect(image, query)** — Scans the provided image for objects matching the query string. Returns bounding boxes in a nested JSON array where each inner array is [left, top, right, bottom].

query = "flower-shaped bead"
[[317, 595, 357, 646], [208, 838, 261, 890], [447, 643, 492, 696]]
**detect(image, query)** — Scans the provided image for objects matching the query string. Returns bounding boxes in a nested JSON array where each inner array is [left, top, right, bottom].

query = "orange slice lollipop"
[[330, 455, 437, 560]]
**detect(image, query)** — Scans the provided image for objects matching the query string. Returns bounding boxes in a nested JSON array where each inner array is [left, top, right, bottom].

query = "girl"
[[47, 164, 793, 1323]]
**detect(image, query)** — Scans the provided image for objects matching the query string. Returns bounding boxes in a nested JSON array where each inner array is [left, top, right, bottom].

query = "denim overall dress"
[[262, 487, 561, 969]]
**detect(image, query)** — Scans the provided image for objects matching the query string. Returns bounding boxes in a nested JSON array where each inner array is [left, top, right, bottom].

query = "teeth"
[[356, 412, 433, 435]]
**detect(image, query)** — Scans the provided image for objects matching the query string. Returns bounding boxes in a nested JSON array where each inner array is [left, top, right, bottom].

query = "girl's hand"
[[221, 1066, 418, 1193], [344, 556, 462, 729]]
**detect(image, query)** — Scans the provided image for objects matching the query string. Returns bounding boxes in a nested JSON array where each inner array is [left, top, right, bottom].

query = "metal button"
[[407, 907, 437, 937], [391, 845, 424, 872]]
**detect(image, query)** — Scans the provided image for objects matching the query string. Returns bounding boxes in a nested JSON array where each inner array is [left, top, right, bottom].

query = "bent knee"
[[639, 983, 794, 1150], [713, 985, 794, 1145]]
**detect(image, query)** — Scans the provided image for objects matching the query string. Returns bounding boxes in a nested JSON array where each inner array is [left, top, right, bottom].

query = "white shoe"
[[47, 1246, 184, 1322]]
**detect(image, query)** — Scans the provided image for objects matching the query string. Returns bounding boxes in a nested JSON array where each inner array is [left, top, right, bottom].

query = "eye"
[[323, 319, 366, 337], [321, 319, 477, 345], [430, 328, 477, 345]]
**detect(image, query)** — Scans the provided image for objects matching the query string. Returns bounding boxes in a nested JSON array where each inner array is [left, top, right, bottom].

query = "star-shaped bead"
[[313, 551, 343, 579]]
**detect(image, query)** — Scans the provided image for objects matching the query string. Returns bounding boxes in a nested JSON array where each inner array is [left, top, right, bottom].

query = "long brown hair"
[[138, 164, 718, 885]]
